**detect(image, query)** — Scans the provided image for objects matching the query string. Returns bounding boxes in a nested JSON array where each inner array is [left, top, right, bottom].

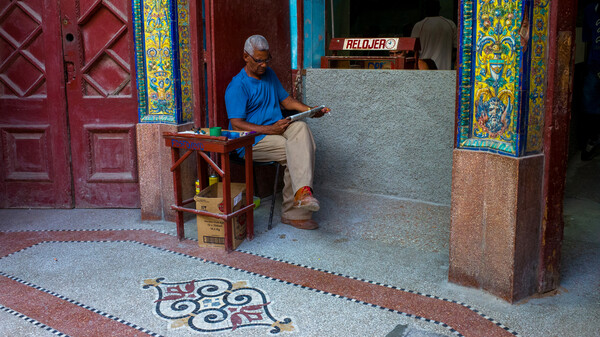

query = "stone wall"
[[302, 69, 456, 206]]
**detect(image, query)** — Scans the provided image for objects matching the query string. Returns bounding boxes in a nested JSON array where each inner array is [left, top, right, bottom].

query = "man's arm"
[[280, 96, 311, 112], [230, 118, 291, 135], [280, 96, 329, 118]]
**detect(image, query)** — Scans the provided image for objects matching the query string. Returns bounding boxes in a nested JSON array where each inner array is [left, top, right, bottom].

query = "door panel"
[[84, 124, 137, 182], [3, 126, 51, 181], [0, 0, 72, 207], [61, 0, 139, 207]]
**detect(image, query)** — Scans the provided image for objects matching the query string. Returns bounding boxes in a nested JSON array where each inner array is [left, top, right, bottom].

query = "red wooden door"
[[205, 0, 292, 128], [61, 0, 139, 207], [0, 0, 72, 207], [0, 0, 139, 208]]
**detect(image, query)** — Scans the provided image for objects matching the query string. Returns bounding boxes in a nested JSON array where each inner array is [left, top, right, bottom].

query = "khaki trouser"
[[251, 121, 316, 220]]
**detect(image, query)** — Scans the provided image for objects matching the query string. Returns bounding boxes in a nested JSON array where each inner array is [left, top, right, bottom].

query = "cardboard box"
[[194, 182, 247, 249]]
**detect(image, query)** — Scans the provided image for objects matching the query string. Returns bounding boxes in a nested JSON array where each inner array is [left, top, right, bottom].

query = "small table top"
[[163, 130, 257, 153]]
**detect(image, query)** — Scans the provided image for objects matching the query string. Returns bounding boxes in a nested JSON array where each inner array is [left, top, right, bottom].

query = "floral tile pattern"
[[143, 277, 294, 334]]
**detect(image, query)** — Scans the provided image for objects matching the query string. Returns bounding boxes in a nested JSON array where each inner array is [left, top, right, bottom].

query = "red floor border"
[[0, 230, 517, 337]]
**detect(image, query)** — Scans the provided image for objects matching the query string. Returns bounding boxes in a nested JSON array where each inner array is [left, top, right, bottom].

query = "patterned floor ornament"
[[143, 277, 294, 334]]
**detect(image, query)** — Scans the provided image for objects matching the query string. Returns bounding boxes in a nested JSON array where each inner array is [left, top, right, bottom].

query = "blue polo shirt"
[[225, 67, 289, 157]]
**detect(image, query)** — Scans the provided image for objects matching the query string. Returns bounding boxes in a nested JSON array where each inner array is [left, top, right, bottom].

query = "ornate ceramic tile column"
[[132, 0, 197, 221], [450, 0, 552, 302]]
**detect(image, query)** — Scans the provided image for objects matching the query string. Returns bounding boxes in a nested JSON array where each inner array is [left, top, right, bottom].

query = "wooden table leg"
[[197, 151, 208, 190], [171, 147, 184, 240], [221, 152, 233, 252], [245, 145, 254, 240]]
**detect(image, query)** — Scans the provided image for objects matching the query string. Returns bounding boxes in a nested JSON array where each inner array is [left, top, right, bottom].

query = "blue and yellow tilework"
[[457, 0, 549, 157], [526, 0, 549, 154], [133, 0, 193, 124]]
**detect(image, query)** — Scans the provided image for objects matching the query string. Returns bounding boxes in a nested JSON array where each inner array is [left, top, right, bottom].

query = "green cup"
[[209, 127, 221, 136]]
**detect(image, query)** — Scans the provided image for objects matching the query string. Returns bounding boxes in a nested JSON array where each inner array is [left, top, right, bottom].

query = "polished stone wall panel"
[[449, 151, 486, 289], [137, 123, 196, 221], [449, 150, 543, 302]]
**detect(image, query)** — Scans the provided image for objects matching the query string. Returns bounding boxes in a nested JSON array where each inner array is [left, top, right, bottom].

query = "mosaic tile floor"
[[0, 229, 522, 337], [1, 152, 598, 337]]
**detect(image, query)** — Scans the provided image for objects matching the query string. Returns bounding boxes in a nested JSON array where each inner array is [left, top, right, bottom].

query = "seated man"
[[225, 35, 329, 230]]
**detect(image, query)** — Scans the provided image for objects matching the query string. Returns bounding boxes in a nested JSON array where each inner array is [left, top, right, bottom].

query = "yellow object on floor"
[[253, 196, 261, 209]]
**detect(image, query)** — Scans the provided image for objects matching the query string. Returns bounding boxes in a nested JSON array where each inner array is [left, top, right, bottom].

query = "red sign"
[[343, 38, 399, 50]]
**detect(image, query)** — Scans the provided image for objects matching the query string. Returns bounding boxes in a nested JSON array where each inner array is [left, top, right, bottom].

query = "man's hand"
[[280, 96, 330, 119], [266, 118, 292, 135], [311, 106, 331, 118]]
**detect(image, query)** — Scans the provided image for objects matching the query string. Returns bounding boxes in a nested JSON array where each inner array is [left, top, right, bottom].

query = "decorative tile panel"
[[177, 0, 193, 122], [132, 0, 148, 118], [144, 0, 176, 122], [133, 0, 192, 124], [457, 0, 548, 157], [457, 0, 476, 147], [525, 0, 549, 154]]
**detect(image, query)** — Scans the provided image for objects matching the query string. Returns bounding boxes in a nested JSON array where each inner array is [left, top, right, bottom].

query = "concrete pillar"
[[449, 0, 566, 302]]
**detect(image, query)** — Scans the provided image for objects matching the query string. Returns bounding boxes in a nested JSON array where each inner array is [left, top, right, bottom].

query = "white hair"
[[244, 35, 269, 55]]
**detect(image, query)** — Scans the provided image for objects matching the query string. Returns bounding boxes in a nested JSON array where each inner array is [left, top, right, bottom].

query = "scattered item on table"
[[209, 127, 222, 136]]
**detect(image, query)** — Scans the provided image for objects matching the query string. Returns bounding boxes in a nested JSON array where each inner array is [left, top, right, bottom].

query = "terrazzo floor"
[[0, 153, 598, 337]]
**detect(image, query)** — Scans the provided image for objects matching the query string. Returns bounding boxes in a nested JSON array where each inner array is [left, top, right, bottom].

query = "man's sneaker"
[[293, 186, 320, 212], [281, 216, 319, 230]]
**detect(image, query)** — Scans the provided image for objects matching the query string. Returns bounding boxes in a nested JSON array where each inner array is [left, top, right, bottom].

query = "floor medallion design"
[[143, 277, 294, 334]]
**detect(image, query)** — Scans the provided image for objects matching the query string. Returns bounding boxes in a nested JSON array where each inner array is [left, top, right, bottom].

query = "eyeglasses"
[[245, 51, 272, 65]]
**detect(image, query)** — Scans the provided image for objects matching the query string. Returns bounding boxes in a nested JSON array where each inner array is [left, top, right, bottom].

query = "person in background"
[[410, 0, 457, 70], [581, 1, 600, 161], [225, 35, 330, 230]]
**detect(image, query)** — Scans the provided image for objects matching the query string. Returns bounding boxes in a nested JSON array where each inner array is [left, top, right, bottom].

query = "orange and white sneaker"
[[281, 216, 319, 230], [292, 186, 320, 212]]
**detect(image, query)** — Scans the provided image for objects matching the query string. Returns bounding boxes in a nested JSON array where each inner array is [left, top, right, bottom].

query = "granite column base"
[[449, 149, 544, 303], [136, 123, 196, 222]]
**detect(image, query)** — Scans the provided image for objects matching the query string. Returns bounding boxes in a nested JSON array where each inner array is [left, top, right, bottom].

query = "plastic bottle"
[[209, 174, 219, 186]]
